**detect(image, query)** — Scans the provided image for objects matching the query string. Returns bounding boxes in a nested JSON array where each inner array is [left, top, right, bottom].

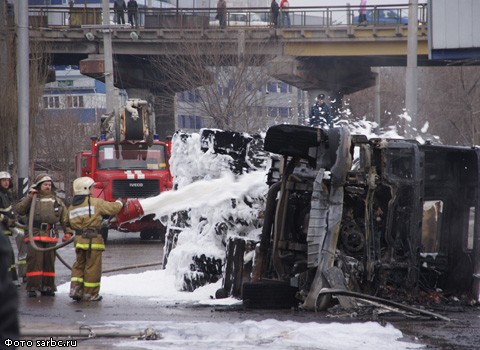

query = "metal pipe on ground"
[[20, 327, 160, 339]]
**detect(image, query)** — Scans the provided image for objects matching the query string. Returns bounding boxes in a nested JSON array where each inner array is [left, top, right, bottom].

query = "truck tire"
[[242, 280, 299, 309], [264, 124, 326, 157], [140, 229, 154, 240]]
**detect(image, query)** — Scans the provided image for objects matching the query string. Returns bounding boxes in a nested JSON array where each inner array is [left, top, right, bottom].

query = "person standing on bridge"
[[127, 0, 138, 28], [65, 177, 124, 302], [358, 0, 367, 25], [114, 0, 127, 25], [280, 0, 290, 27], [271, 0, 279, 27], [217, 0, 227, 29], [309, 94, 332, 128]]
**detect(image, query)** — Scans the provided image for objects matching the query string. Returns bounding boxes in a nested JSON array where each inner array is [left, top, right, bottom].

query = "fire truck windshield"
[[97, 144, 167, 170]]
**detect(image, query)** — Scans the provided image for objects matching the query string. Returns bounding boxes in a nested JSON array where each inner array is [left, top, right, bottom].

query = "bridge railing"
[[26, 4, 428, 30]]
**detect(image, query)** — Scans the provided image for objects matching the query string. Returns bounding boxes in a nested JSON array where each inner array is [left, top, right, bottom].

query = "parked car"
[[354, 8, 408, 25], [209, 12, 270, 27]]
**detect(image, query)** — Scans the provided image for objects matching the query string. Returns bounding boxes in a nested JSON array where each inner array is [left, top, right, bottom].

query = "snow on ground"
[[57, 119, 429, 349]]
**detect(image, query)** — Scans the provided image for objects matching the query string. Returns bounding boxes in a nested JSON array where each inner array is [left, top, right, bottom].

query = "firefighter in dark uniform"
[[65, 176, 124, 301], [15, 174, 71, 297], [0, 171, 19, 286]]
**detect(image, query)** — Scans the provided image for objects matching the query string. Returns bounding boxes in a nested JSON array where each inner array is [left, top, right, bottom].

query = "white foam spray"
[[139, 171, 268, 219]]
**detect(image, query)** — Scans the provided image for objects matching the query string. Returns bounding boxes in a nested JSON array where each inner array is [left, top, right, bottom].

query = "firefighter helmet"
[[0, 171, 11, 180], [73, 176, 95, 195], [33, 174, 53, 188]]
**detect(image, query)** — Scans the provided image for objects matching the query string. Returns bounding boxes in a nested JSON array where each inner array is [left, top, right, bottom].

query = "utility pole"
[[405, 0, 418, 134], [16, 0, 30, 198], [102, 0, 115, 115]]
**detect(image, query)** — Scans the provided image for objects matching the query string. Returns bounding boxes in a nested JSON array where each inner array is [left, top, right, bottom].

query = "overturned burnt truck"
[[232, 124, 480, 311]]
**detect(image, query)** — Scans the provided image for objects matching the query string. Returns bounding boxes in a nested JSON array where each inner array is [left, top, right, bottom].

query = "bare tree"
[[0, 13, 51, 191], [346, 66, 480, 145], [33, 109, 96, 198], [150, 37, 277, 133]]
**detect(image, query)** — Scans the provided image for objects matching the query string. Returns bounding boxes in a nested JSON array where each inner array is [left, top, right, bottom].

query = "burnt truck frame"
[[221, 124, 480, 310]]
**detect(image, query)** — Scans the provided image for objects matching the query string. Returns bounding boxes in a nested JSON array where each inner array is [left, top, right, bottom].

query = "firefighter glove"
[[2, 216, 15, 227]]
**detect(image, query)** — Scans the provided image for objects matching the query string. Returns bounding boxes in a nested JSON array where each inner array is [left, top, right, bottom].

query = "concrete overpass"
[[22, 4, 437, 136], [30, 21, 430, 94]]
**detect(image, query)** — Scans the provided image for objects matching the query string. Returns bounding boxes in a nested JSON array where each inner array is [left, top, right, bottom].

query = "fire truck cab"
[[75, 98, 172, 241]]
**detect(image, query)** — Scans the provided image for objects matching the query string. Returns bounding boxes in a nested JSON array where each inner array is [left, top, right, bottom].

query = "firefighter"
[[15, 174, 71, 297], [65, 176, 124, 301], [0, 171, 20, 286]]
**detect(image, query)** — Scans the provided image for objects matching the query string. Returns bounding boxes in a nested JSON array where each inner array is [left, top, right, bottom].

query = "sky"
[[55, 118, 430, 350]]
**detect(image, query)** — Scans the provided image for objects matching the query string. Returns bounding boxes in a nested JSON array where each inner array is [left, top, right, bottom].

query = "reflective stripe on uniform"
[[75, 243, 105, 250], [71, 277, 84, 283], [8, 264, 16, 271], [69, 206, 96, 220], [26, 271, 55, 277], [24, 236, 58, 243], [38, 198, 57, 203], [84, 281, 101, 288]]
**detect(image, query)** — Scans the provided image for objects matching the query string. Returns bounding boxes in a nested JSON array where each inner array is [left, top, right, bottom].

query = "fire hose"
[[25, 194, 161, 273]]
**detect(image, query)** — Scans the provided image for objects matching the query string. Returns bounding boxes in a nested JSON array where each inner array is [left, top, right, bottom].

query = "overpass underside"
[[36, 26, 433, 98]]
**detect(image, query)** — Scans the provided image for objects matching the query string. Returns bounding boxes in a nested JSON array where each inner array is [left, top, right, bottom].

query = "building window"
[[279, 107, 290, 118], [43, 96, 60, 109], [268, 107, 278, 117], [58, 80, 74, 88], [66, 96, 84, 108], [178, 115, 202, 129], [267, 82, 292, 94], [267, 82, 277, 93]]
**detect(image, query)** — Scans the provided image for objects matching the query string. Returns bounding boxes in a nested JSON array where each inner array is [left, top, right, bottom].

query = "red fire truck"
[[75, 98, 172, 242]]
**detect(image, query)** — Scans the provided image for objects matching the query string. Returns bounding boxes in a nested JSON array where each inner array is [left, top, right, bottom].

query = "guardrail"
[[25, 4, 428, 30]]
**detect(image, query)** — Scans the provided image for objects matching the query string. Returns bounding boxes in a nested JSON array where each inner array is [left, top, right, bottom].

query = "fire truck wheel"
[[101, 227, 109, 244], [140, 229, 154, 240]]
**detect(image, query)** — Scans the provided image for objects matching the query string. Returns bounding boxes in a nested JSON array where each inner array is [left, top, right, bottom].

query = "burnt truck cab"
[[75, 136, 173, 240], [240, 124, 480, 310]]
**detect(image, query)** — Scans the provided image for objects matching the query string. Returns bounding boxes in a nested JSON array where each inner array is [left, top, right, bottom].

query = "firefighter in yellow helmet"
[[14, 174, 72, 297], [65, 176, 124, 301]]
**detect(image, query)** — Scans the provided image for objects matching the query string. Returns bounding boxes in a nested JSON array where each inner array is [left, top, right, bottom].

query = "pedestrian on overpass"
[[280, 0, 290, 27], [65, 177, 124, 302], [114, 0, 127, 25], [309, 94, 332, 128], [127, 0, 138, 28], [271, 0, 279, 27], [217, 0, 227, 29], [358, 0, 367, 25]]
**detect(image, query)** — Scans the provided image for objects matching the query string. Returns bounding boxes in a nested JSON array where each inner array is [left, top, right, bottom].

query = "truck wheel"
[[242, 280, 299, 309], [152, 226, 166, 242], [101, 227, 109, 244], [264, 124, 326, 161], [140, 229, 153, 240]]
